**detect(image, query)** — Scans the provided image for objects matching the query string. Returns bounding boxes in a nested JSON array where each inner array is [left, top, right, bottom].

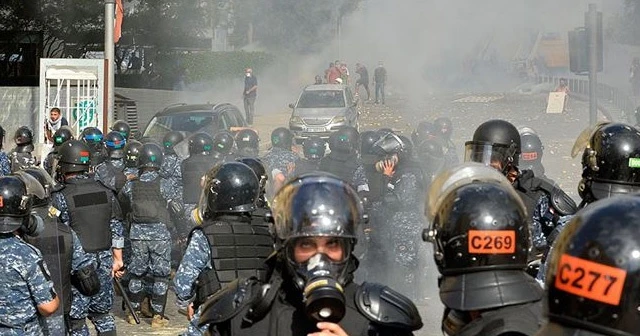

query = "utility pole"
[[587, 3, 598, 126], [105, 0, 115, 131]]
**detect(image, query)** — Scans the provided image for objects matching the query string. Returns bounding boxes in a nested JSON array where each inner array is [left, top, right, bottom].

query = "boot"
[[126, 310, 141, 325], [140, 296, 153, 318], [151, 314, 170, 328]]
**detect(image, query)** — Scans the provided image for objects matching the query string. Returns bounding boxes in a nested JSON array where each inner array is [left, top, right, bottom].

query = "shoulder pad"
[[355, 282, 423, 331], [535, 178, 577, 216], [198, 277, 260, 327]]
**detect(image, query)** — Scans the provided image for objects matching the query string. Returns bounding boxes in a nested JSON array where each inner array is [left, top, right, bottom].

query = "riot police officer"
[[537, 122, 640, 283], [318, 127, 369, 194], [261, 127, 299, 199], [10, 125, 38, 172], [411, 121, 438, 147], [111, 120, 131, 140], [0, 125, 9, 176], [434, 116, 459, 166], [294, 136, 326, 176], [20, 167, 98, 335], [118, 142, 177, 327], [173, 161, 274, 335], [236, 157, 269, 213], [212, 131, 235, 161], [424, 164, 543, 335], [235, 128, 260, 157], [95, 130, 127, 192], [536, 195, 640, 336], [359, 130, 384, 201], [0, 174, 60, 334], [180, 132, 220, 232], [123, 139, 143, 178], [371, 132, 425, 299], [464, 119, 576, 255], [80, 127, 108, 168], [518, 127, 548, 180], [415, 138, 446, 186], [44, 125, 74, 176], [198, 173, 423, 335], [160, 131, 183, 197], [51, 139, 125, 336]]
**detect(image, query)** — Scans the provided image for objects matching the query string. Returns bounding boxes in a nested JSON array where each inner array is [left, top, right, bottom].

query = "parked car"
[[141, 103, 247, 157], [288, 84, 359, 143]]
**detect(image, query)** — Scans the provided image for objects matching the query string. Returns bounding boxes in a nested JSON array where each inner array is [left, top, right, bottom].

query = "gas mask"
[[21, 212, 44, 237], [289, 251, 352, 323]]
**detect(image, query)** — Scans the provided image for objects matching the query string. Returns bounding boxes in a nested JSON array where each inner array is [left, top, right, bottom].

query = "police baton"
[[114, 277, 140, 324]]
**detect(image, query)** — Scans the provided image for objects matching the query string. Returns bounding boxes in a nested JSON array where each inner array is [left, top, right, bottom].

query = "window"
[[297, 90, 346, 108]]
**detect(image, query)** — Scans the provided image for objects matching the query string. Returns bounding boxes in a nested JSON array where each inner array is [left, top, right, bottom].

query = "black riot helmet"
[[124, 139, 143, 168], [199, 162, 260, 216], [329, 127, 358, 154], [411, 121, 437, 146], [0, 176, 33, 233], [138, 143, 164, 170], [272, 173, 364, 279], [111, 120, 131, 139], [359, 130, 380, 156], [424, 164, 539, 311], [519, 127, 543, 167], [105, 131, 126, 159], [212, 131, 234, 155], [236, 157, 267, 192], [188, 132, 214, 155], [372, 132, 405, 156], [162, 131, 184, 154], [235, 129, 260, 156], [17, 167, 57, 207], [57, 139, 92, 175], [271, 127, 293, 150], [303, 136, 327, 160], [14, 126, 34, 145], [52, 126, 74, 148], [434, 117, 453, 141], [539, 195, 640, 336], [464, 119, 521, 173], [80, 127, 104, 146], [574, 123, 640, 201]]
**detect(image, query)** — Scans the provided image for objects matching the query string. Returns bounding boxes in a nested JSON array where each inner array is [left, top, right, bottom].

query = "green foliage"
[[152, 51, 274, 83]]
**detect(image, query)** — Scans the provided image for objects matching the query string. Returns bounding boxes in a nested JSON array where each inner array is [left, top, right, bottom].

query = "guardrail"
[[535, 75, 637, 123]]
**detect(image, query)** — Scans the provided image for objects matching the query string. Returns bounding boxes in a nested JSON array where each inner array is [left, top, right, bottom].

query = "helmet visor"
[[273, 175, 362, 242], [12, 171, 46, 200], [426, 163, 514, 221], [464, 141, 513, 167]]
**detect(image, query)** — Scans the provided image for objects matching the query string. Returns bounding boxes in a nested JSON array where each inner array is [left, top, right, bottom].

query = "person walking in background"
[[243, 68, 258, 125], [355, 63, 370, 100], [374, 61, 387, 104]]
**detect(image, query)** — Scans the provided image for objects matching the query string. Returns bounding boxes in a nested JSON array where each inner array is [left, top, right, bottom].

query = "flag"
[[114, 0, 124, 43]]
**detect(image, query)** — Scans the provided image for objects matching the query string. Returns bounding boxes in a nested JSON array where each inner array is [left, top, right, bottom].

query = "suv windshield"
[[143, 111, 216, 138], [297, 90, 345, 108]]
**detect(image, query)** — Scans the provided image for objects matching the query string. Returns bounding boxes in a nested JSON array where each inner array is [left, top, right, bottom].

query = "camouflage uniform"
[[51, 174, 124, 336], [94, 158, 125, 191], [381, 168, 424, 299], [261, 147, 299, 199], [160, 152, 183, 201], [536, 214, 573, 285], [41, 231, 95, 336], [173, 230, 211, 335], [531, 194, 552, 252], [43, 150, 57, 176], [0, 151, 9, 176], [119, 170, 175, 314], [0, 234, 57, 336]]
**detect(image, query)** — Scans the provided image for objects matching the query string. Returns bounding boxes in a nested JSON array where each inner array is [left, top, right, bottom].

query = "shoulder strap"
[[355, 282, 423, 331]]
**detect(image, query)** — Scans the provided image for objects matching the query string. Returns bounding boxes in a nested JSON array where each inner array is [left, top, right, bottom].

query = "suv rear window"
[[144, 111, 216, 138], [297, 90, 345, 108]]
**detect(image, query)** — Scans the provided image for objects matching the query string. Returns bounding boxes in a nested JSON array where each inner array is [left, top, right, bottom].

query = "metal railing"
[[535, 75, 636, 123]]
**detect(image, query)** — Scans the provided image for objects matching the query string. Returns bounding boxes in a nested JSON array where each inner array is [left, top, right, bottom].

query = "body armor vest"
[[192, 216, 274, 309], [319, 152, 358, 184], [25, 207, 73, 316], [61, 178, 112, 252], [104, 160, 127, 192], [130, 178, 170, 224], [10, 151, 35, 172], [294, 159, 321, 176], [182, 154, 218, 204]]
